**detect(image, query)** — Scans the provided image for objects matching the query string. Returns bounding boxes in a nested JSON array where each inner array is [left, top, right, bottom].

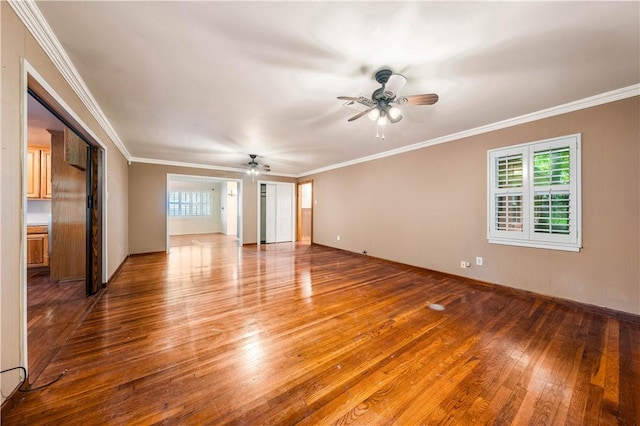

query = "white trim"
[[488, 239, 581, 253], [131, 157, 298, 178], [8, 0, 132, 161], [24, 61, 110, 283], [299, 85, 639, 177]]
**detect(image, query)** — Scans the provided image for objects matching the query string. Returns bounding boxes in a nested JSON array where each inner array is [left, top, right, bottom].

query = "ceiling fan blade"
[[337, 96, 360, 101], [401, 93, 439, 106], [348, 107, 375, 122]]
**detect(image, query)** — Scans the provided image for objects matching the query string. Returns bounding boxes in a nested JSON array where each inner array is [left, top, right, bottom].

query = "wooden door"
[[50, 129, 87, 282], [86, 145, 103, 295]]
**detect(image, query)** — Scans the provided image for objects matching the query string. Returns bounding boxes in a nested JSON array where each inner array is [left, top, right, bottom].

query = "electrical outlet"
[[460, 261, 467, 268], [476, 256, 483, 266], [336, 235, 340, 241]]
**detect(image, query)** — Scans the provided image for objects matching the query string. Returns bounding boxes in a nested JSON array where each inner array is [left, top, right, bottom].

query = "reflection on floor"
[[170, 233, 239, 248], [27, 270, 94, 385]]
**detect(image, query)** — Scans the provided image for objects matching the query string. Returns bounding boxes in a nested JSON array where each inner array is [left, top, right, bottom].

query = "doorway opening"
[[165, 174, 243, 251], [297, 181, 313, 244], [24, 73, 106, 386]]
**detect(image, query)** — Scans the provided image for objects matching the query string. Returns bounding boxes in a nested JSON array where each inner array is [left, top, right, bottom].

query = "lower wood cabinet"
[[27, 225, 49, 268]]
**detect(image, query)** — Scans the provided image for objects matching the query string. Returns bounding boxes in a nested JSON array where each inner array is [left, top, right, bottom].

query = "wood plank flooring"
[[4, 237, 639, 425], [26, 271, 94, 385]]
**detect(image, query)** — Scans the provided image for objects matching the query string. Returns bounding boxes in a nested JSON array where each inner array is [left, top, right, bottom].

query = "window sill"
[[488, 238, 581, 252]]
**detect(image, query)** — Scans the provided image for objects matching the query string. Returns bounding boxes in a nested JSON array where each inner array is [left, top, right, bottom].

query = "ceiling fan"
[[246, 154, 270, 181], [337, 68, 439, 138]]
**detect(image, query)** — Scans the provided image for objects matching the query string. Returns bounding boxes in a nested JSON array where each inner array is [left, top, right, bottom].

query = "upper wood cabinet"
[[27, 146, 52, 200], [64, 128, 87, 170]]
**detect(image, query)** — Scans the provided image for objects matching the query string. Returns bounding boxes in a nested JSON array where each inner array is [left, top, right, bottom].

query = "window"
[[168, 191, 212, 217], [487, 134, 581, 252]]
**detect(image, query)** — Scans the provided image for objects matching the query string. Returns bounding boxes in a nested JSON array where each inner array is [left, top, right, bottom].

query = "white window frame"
[[168, 190, 213, 218], [487, 133, 581, 252]]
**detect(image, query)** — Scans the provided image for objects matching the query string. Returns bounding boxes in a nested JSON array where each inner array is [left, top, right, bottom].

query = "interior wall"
[[128, 162, 295, 253], [1, 3, 129, 400], [306, 97, 639, 315]]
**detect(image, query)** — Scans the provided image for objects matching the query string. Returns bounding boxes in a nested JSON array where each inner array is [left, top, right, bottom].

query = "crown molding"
[[130, 157, 299, 179], [10, 0, 637, 177], [8, 0, 132, 160], [300, 84, 640, 177]]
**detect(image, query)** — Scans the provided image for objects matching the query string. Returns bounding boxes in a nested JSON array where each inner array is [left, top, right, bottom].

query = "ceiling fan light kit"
[[246, 154, 269, 182], [338, 68, 439, 139]]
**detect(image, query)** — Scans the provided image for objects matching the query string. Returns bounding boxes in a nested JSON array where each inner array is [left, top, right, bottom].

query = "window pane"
[[495, 194, 523, 231], [533, 193, 570, 234], [168, 190, 213, 217], [534, 147, 570, 186], [496, 154, 523, 188]]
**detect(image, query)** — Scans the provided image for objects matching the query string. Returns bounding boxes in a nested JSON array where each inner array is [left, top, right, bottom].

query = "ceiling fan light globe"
[[388, 106, 401, 119], [378, 115, 388, 126], [368, 108, 380, 121]]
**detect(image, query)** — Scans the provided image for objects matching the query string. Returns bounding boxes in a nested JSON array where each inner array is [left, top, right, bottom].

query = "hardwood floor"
[[26, 271, 94, 385], [5, 238, 639, 425]]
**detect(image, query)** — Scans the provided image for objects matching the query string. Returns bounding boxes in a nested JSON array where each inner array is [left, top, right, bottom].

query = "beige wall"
[[307, 97, 639, 315], [128, 163, 295, 253], [1, 3, 129, 400]]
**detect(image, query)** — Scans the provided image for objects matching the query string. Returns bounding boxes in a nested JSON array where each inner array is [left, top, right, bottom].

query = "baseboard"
[[106, 254, 130, 286], [313, 243, 640, 325]]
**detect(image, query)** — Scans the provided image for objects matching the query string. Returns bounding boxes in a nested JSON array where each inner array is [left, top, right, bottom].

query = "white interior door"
[[275, 183, 293, 242], [265, 184, 277, 243]]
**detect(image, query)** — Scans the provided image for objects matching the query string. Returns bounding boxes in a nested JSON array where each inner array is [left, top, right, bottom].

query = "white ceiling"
[[34, 1, 639, 176]]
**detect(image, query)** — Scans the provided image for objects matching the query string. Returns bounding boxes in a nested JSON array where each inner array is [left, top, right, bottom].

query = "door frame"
[[20, 60, 109, 370], [165, 174, 244, 252], [296, 180, 313, 243], [256, 180, 296, 245]]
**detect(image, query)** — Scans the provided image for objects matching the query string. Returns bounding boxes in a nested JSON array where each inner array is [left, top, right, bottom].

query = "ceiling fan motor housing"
[[374, 68, 393, 84]]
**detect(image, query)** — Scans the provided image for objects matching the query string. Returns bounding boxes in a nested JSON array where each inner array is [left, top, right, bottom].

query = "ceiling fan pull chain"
[[381, 126, 385, 140], [376, 125, 380, 139]]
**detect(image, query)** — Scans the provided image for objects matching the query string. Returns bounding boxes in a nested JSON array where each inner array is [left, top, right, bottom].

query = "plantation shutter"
[[488, 134, 581, 251], [488, 147, 528, 241], [529, 139, 578, 246]]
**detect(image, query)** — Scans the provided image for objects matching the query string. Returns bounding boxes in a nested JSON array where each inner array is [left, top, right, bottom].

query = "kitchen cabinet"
[[27, 225, 49, 268], [27, 146, 52, 199]]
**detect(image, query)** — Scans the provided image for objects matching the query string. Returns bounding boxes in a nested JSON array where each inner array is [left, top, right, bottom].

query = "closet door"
[[275, 183, 293, 242], [265, 184, 277, 243]]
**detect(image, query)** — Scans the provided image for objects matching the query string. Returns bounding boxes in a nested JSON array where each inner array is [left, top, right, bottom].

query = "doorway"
[[297, 181, 313, 244], [165, 174, 243, 252], [24, 77, 105, 385], [258, 181, 295, 244]]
